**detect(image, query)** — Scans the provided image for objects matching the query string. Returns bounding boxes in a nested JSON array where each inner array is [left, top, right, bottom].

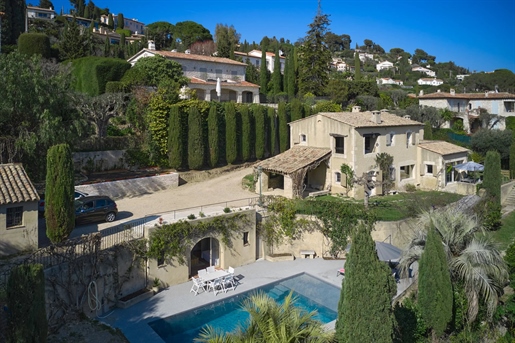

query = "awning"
[[255, 146, 332, 175]]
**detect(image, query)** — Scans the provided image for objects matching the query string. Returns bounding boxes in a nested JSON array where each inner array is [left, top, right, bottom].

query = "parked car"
[[75, 195, 118, 224], [38, 190, 88, 217]]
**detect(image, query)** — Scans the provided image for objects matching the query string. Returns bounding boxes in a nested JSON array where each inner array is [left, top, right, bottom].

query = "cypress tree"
[[207, 104, 220, 168], [336, 223, 396, 343], [168, 105, 183, 169], [259, 49, 269, 96], [45, 144, 75, 243], [278, 102, 289, 153], [117, 13, 124, 29], [225, 102, 238, 164], [483, 150, 501, 207], [119, 33, 126, 59], [290, 98, 304, 122], [268, 107, 279, 156], [272, 48, 282, 96], [240, 105, 252, 161], [188, 107, 205, 170], [418, 225, 453, 341], [6, 264, 48, 343], [424, 121, 433, 140], [107, 13, 114, 29], [104, 34, 111, 57], [354, 52, 362, 80], [510, 140, 515, 179], [254, 105, 266, 160]]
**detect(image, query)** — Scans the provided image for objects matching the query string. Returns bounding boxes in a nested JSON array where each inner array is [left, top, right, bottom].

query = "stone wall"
[[73, 150, 127, 172]]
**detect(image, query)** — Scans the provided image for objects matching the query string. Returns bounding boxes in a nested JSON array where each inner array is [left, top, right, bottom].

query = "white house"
[[233, 50, 285, 74], [376, 61, 394, 71], [128, 43, 260, 103], [377, 78, 403, 86], [26, 6, 55, 20], [412, 65, 436, 77], [100, 14, 145, 34], [356, 51, 374, 62], [417, 78, 444, 86]]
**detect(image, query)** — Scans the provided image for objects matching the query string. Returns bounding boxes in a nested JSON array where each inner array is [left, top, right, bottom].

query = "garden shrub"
[[17, 33, 51, 58], [105, 81, 127, 93], [72, 56, 131, 95]]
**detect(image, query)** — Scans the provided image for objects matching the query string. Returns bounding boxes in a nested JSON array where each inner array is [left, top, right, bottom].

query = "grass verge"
[[489, 211, 515, 251]]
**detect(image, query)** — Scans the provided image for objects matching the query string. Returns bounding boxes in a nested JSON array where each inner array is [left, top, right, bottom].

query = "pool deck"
[[100, 258, 414, 343]]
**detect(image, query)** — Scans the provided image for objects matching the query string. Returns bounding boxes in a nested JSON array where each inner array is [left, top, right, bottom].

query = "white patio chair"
[[198, 269, 207, 279], [207, 266, 216, 273], [190, 277, 206, 296], [208, 277, 224, 296], [228, 266, 235, 275], [222, 274, 236, 293]]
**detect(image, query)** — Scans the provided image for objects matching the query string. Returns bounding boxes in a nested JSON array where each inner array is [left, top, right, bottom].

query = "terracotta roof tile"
[[419, 91, 515, 99], [418, 140, 469, 155], [0, 164, 39, 205], [311, 111, 424, 128], [148, 49, 247, 66], [256, 146, 332, 175]]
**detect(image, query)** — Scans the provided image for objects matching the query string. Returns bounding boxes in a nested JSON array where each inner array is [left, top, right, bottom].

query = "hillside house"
[[412, 65, 436, 77], [377, 78, 403, 86], [255, 108, 469, 199], [356, 51, 374, 62], [417, 78, 444, 86], [100, 14, 145, 34], [128, 43, 260, 103], [419, 89, 515, 132], [27, 6, 55, 20], [0, 164, 39, 256], [376, 61, 394, 71], [233, 50, 285, 74]]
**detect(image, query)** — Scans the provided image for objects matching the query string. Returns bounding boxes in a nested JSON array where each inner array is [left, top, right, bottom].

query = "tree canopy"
[[174, 21, 213, 51]]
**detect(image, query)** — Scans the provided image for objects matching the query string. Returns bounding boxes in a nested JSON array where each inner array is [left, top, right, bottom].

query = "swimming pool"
[[148, 273, 341, 342]]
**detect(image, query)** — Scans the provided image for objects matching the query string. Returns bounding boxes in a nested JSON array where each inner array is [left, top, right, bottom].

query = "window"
[[215, 69, 222, 78], [157, 253, 165, 266], [400, 165, 414, 180], [505, 101, 515, 113], [364, 135, 377, 154], [406, 132, 415, 147], [300, 134, 307, 143], [96, 199, 107, 208], [6, 206, 23, 228], [255, 60, 259, 67], [426, 164, 433, 175], [386, 132, 394, 146], [181, 66, 187, 71], [334, 136, 344, 154], [243, 232, 249, 246], [335, 172, 341, 183]]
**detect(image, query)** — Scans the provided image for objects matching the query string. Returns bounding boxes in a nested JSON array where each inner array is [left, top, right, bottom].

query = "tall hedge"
[[290, 98, 304, 122], [17, 33, 51, 58], [336, 223, 396, 343], [6, 264, 48, 343], [187, 107, 205, 170], [71, 56, 131, 95], [168, 105, 183, 169], [254, 105, 266, 160], [278, 102, 289, 153], [510, 140, 515, 179], [418, 226, 453, 340], [483, 150, 502, 206], [208, 104, 220, 168], [45, 144, 75, 243], [423, 121, 433, 140], [225, 102, 238, 164], [240, 105, 252, 161], [268, 107, 278, 156]]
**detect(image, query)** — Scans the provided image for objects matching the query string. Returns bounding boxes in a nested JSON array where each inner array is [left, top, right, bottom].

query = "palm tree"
[[399, 207, 508, 322], [195, 291, 334, 343]]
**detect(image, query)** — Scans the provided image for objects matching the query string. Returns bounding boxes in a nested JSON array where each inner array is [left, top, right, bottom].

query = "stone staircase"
[[502, 184, 515, 217]]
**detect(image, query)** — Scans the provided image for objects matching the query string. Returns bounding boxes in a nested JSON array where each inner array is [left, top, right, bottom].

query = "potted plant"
[[152, 278, 161, 294]]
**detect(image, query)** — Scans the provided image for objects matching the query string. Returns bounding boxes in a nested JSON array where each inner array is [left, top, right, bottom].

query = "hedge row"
[[71, 56, 131, 96]]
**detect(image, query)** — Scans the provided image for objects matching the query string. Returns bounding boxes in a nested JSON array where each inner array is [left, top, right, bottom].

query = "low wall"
[[75, 172, 179, 200], [73, 150, 127, 172], [372, 218, 419, 250]]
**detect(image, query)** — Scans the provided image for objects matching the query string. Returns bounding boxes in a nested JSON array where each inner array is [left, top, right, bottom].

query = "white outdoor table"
[[201, 270, 230, 283]]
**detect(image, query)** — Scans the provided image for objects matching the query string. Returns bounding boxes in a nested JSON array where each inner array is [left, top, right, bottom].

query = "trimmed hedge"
[[254, 105, 266, 160], [17, 33, 51, 58], [72, 57, 131, 95], [105, 81, 127, 93]]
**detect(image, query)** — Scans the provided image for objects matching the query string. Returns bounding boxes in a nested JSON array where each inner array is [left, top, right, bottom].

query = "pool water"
[[148, 273, 340, 343]]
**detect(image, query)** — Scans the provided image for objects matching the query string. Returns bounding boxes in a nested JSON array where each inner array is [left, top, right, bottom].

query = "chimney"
[[352, 106, 361, 113], [450, 89, 455, 95], [403, 115, 411, 120], [371, 110, 381, 124], [419, 90, 424, 96], [148, 40, 155, 50]]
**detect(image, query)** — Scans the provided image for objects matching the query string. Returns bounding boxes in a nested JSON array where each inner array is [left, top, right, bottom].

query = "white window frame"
[[334, 136, 345, 155], [386, 132, 395, 147], [426, 164, 434, 175]]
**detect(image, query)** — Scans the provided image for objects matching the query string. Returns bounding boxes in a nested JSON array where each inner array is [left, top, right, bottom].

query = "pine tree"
[[45, 144, 75, 243], [225, 102, 238, 164], [259, 49, 269, 96], [418, 225, 453, 341], [354, 52, 362, 80], [424, 121, 433, 140], [187, 107, 205, 170], [240, 105, 252, 161], [117, 13, 124, 29], [278, 102, 289, 153], [336, 223, 396, 343], [268, 107, 278, 156], [272, 48, 282, 96], [168, 105, 183, 169], [207, 104, 220, 168], [107, 13, 114, 29], [297, 3, 332, 96], [254, 105, 266, 160]]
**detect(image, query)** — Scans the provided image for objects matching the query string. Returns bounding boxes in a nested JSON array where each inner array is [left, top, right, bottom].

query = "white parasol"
[[216, 77, 221, 99]]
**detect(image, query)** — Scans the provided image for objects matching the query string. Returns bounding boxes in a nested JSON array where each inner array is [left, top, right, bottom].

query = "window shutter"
[[386, 134, 391, 146]]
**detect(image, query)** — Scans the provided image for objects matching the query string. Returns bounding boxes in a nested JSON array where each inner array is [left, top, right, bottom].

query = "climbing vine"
[[146, 213, 251, 264], [340, 163, 355, 196]]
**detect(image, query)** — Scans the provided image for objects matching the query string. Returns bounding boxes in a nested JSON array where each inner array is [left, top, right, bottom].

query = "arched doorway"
[[190, 237, 220, 277]]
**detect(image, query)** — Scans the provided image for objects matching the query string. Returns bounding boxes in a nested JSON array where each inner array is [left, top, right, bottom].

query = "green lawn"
[[489, 211, 515, 251]]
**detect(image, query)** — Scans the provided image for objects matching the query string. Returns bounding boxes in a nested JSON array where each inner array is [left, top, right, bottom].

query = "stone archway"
[[190, 237, 220, 276]]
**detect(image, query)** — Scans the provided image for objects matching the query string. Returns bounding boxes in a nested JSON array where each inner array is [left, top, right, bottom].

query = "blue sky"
[[46, 0, 515, 73]]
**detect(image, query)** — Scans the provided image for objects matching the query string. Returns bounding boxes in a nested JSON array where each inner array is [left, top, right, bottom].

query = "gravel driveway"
[[69, 167, 256, 238]]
